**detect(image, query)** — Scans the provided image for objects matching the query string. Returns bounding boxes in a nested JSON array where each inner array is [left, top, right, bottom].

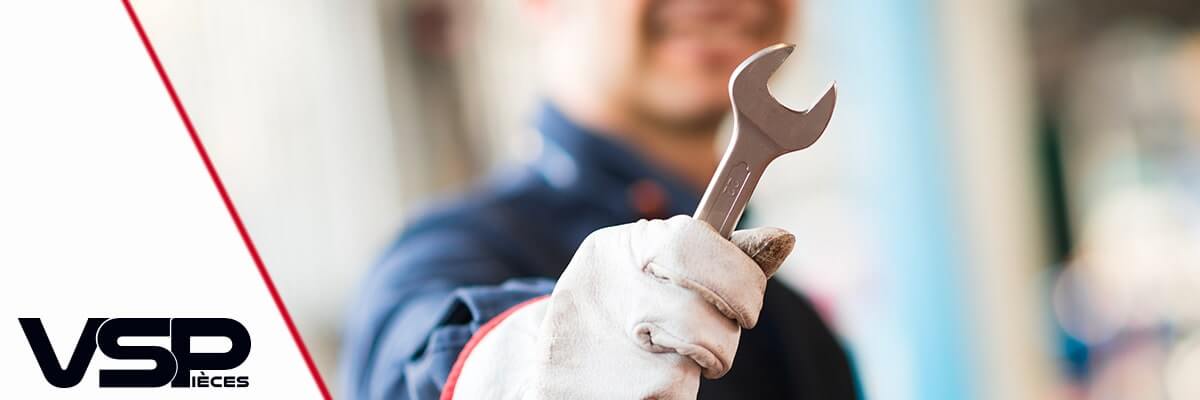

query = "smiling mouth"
[[646, 0, 777, 43]]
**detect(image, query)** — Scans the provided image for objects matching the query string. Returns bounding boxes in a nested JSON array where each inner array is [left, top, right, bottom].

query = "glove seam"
[[633, 321, 728, 379], [643, 261, 749, 328]]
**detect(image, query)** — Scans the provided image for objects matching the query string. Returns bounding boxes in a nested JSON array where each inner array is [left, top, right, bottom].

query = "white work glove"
[[443, 215, 793, 400]]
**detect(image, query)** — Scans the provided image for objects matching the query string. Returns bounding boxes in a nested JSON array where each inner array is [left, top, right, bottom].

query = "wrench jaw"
[[728, 44, 795, 125], [781, 83, 837, 151], [734, 83, 836, 153], [728, 43, 838, 152], [728, 44, 795, 104]]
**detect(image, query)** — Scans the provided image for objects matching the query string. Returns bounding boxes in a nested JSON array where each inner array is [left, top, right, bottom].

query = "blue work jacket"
[[341, 104, 858, 399]]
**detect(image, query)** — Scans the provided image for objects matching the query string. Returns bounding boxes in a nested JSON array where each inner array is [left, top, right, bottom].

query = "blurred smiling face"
[[535, 0, 793, 133], [635, 0, 790, 130]]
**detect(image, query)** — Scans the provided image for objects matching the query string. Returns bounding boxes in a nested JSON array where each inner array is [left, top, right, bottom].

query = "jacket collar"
[[533, 103, 702, 220]]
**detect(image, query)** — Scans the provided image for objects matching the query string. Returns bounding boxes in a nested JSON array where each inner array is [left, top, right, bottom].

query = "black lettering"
[[97, 318, 176, 388], [170, 318, 250, 388], [18, 318, 105, 388]]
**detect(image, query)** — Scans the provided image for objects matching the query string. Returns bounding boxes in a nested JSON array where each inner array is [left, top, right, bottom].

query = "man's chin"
[[633, 102, 728, 137]]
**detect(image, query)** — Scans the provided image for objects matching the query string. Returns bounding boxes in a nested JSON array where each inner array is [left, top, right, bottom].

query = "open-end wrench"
[[694, 43, 837, 238]]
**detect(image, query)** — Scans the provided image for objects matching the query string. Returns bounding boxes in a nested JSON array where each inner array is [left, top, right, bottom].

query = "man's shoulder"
[[376, 168, 570, 275], [400, 169, 553, 241]]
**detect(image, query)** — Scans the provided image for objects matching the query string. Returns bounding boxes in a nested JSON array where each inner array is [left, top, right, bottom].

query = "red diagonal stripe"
[[120, 1, 333, 398]]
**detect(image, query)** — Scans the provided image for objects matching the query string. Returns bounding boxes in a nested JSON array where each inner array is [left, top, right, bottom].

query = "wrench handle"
[[694, 129, 772, 238]]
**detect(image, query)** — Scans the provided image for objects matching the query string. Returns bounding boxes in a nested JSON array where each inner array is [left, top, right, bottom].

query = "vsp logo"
[[18, 318, 251, 388]]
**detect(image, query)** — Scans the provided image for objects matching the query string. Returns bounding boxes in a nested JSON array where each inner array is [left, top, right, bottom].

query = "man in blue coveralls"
[[342, 0, 858, 398]]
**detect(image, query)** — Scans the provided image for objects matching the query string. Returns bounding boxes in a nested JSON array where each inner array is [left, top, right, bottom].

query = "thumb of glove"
[[730, 227, 795, 279]]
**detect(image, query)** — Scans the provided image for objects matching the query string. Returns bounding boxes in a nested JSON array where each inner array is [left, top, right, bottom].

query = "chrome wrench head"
[[694, 43, 837, 237], [729, 43, 837, 154]]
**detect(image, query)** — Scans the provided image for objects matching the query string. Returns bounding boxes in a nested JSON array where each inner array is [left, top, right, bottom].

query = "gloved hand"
[[443, 215, 793, 400]]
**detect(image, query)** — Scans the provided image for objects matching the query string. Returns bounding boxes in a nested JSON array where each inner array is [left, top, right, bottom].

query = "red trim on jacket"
[[441, 295, 549, 400]]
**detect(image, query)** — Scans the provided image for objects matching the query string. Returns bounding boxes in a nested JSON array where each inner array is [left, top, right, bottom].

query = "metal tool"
[[693, 43, 837, 238]]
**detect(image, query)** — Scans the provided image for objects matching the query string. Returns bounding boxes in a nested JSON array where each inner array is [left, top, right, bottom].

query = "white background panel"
[[0, 1, 325, 398]]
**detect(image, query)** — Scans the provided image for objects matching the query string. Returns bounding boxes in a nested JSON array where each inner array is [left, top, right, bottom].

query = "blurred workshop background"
[[130, 0, 1200, 399]]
